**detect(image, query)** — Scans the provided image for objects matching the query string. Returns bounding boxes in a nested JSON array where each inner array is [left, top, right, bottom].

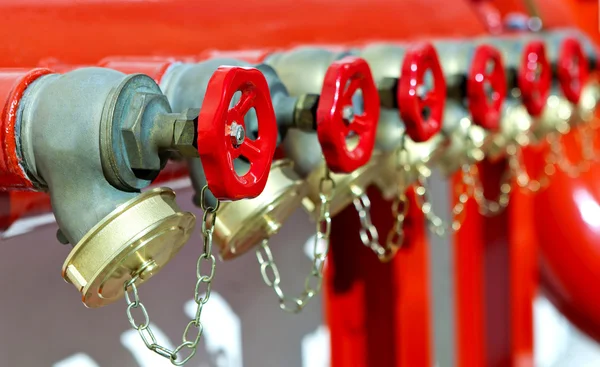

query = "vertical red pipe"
[[480, 159, 512, 367], [508, 188, 536, 367], [326, 186, 431, 367], [454, 158, 530, 367], [453, 175, 486, 367]]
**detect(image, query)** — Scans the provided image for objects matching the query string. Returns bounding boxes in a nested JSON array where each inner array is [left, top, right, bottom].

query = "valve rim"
[[398, 42, 446, 143], [316, 56, 379, 174], [467, 44, 507, 131], [518, 40, 551, 117], [558, 37, 589, 105], [197, 66, 277, 201]]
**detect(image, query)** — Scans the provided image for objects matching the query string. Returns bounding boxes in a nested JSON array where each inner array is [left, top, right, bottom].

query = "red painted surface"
[[198, 66, 276, 200], [509, 187, 537, 367], [557, 37, 589, 104], [518, 41, 551, 117], [98, 57, 175, 84], [535, 160, 600, 343], [399, 43, 446, 143], [0, 2, 597, 366], [317, 57, 379, 173], [0, 0, 487, 68], [0, 191, 51, 231], [467, 44, 507, 130], [453, 175, 486, 366], [0, 68, 53, 190], [326, 187, 431, 367]]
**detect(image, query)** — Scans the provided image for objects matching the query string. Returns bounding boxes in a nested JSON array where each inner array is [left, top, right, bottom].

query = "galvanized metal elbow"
[[3, 67, 196, 308]]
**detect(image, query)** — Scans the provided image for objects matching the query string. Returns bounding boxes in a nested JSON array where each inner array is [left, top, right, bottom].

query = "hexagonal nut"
[[378, 77, 398, 109], [294, 94, 320, 131], [121, 92, 171, 170], [173, 113, 199, 157]]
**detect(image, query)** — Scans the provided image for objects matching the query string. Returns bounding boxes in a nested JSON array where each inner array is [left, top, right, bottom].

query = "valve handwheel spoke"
[[238, 139, 263, 161], [419, 91, 438, 112], [558, 37, 588, 104], [234, 88, 257, 117], [342, 78, 362, 105], [198, 66, 277, 200], [317, 56, 379, 173], [519, 40, 551, 117], [399, 42, 446, 142], [467, 44, 507, 131], [348, 116, 370, 135]]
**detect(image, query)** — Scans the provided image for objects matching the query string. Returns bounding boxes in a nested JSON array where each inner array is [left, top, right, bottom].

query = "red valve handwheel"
[[197, 66, 277, 201], [317, 56, 379, 173], [518, 40, 551, 117], [398, 42, 446, 143], [557, 37, 589, 104], [467, 44, 507, 130]]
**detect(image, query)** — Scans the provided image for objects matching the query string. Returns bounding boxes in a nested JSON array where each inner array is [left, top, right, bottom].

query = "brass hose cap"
[[302, 152, 380, 219], [62, 187, 195, 308], [214, 159, 308, 260]]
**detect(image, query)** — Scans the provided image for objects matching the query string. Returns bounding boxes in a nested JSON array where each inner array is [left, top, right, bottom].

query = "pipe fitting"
[[358, 42, 448, 196], [265, 47, 380, 218], [0, 67, 197, 307], [102, 57, 286, 258]]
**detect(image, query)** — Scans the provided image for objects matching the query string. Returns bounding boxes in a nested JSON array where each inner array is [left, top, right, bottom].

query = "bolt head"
[[230, 122, 245, 147], [342, 105, 355, 123]]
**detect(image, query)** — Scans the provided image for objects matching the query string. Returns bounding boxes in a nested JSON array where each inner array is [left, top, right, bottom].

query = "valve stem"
[[378, 76, 399, 109], [293, 93, 320, 131]]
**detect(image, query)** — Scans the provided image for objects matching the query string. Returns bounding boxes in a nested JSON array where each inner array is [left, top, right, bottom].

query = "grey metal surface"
[[426, 168, 456, 367], [265, 48, 346, 177], [18, 68, 140, 244]]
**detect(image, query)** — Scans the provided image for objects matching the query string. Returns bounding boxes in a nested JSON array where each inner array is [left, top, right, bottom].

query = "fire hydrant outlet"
[[62, 188, 195, 308], [213, 159, 308, 259]]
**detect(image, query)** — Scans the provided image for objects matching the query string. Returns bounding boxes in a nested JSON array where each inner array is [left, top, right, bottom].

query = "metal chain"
[[413, 166, 472, 236], [547, 130, 591, 178], [385, 186, 408, 262], [255, 169, 335, 313], [465, 160, 513, 217], [353, 191, 401, 261], [123, 185, 219, 366], [381, 143, 411, 260], [506, 143, 555, 193], [353, 192, 382, 254]]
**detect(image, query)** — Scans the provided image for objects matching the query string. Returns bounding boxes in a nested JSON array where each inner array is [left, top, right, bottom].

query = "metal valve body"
[[479, 37, 537, 160], [150, 58, 307, 258], [265, 47, 379, 217], [7, 67, 196, 307], [433, 41, 489, 175], [358, 43, 447, 198]]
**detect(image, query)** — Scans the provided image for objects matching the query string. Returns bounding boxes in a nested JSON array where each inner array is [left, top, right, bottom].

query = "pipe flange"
[[100, 73, 171, 192], [213, 159, 308, 259], [62, 187, 195, 308]]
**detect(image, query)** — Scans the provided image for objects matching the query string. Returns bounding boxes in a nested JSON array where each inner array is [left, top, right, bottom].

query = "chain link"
[[353, 191, 400, 261], [413, 166, 472, 236], [256, 169, 335, 313], [464, 160, 513, 217], [547, 130, 591, 178], [123, 185, 219, 366], [385, 186, 408, 260], [506, 143, 555, 193]]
